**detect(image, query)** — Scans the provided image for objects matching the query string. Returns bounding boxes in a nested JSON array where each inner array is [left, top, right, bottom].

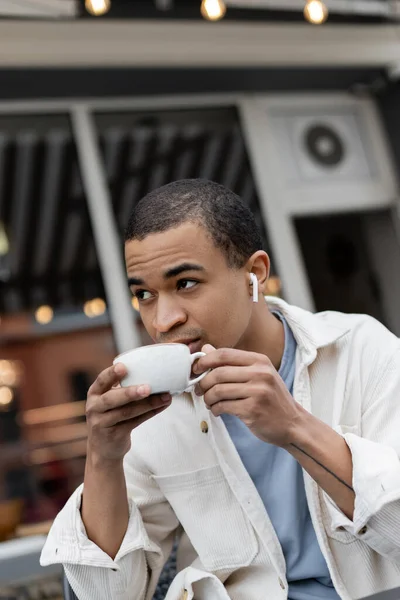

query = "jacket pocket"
[[325, 523, 358, 545], [153, 465, 258, 572]]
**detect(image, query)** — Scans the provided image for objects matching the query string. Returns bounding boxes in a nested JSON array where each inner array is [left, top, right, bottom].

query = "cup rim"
[[114, 342, 187, 362]]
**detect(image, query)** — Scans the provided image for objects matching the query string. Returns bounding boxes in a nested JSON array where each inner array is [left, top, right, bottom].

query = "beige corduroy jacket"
[[41, 298, 400, 600]]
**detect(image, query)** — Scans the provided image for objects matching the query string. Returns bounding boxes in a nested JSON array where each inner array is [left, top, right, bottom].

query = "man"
[[41, 180, 400, 600]]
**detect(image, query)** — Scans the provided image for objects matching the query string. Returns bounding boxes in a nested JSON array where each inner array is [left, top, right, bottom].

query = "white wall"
[[0, 20, 398, 68]]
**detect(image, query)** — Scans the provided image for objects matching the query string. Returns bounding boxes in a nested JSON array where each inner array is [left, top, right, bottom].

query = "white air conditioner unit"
[[244, 93, 398, 216]]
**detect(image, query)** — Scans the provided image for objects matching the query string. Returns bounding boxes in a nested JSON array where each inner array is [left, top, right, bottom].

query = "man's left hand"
[[193, 345, 301, 448]]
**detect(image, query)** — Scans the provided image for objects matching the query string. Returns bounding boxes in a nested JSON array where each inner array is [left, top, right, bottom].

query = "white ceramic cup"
[[113, 343, 209, 395]]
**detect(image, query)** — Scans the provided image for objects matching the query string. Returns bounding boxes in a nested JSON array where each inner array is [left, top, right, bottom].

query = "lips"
[[159, 337, 203, 354], [171, 338, 202, 354], [187, 339, 203, 354]]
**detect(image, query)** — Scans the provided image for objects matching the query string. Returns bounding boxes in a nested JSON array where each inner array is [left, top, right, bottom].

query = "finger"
[[193, 348, 264, 374], [202, 344, 216, 354], [89, 364, 128, 396], [196, 366, 250, 395], [98, 386, 164, 412], [103, 395, 172, 427], [115, 403, 172, 433], [191, 343, 215, 373], [203, 383, 246, 408], [210, 400, 245, 419]]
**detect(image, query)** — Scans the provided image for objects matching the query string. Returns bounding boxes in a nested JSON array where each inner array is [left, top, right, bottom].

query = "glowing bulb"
[[0, 386, 13, 408], [304, 0, 328, 25], [35, 305, 54, 325], [0, 360, 12, 374], [266, 276, 282, 297], [90, 298, 106, 316], [84, 298, 106, 318], [2, 370, 17, 387], [0, 360, 20, 387], [131, 297, 139, 312], [201, 0, 226, 22], [85, 0, 111, 16], [83, 300, 95, 318]]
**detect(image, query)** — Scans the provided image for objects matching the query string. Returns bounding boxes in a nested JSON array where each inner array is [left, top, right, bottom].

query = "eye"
[[177, 279, 198, 291], [133, 289, 153, 301]]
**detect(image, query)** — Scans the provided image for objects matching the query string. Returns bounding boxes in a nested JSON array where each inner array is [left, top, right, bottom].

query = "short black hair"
[[124, 179, 263, 268]]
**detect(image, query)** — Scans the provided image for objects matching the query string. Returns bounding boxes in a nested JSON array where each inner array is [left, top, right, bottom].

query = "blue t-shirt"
[[221, 313, 339, 599]]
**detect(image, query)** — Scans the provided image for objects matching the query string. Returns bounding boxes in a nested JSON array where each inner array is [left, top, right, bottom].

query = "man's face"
[[125, 222, 254, 353]]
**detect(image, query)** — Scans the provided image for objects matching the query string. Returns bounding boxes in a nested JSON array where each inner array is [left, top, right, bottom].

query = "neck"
[[237, 299, 285, 370]]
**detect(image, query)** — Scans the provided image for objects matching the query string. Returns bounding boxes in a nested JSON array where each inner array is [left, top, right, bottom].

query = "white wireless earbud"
[[250, 273, 258, 303]]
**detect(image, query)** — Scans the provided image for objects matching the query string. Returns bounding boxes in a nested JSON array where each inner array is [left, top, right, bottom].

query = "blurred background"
[[1, 0, 400, 598]]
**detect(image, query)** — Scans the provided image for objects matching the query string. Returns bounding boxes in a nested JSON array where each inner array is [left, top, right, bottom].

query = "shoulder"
[[313, 312, 400, 398], [317, 310, 400, 355], [268, 297, 399, 358]]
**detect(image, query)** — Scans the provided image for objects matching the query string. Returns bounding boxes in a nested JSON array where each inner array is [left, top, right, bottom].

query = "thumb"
[[202, 344, 216, 354]]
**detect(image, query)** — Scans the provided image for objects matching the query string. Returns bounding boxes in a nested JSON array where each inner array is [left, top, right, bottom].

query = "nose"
[[152, 295, 187, 334]]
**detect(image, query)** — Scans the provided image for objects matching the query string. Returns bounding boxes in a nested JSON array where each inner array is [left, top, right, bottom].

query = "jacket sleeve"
[[324, 346, 400, 562], [40, 449, 180, 600]]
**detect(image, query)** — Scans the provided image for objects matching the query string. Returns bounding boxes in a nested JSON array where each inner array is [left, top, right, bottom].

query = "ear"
[[246, 251, 270, 296]]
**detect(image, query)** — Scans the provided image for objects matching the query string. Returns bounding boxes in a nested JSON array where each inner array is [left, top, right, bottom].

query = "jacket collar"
[[266, 296, 350, 365]]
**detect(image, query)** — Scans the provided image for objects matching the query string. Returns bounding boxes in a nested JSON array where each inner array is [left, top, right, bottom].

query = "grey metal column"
[[70, 104, 141, 353]]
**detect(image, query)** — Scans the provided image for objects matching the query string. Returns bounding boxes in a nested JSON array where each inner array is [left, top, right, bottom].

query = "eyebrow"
[[128, 276, 144, 286], [128, 263, 205, 287], [164, 263, 205, 279]]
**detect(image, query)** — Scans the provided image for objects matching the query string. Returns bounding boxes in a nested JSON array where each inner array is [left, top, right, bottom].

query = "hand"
[[193, 345, 300, 447], [85, 364, 172, 462]]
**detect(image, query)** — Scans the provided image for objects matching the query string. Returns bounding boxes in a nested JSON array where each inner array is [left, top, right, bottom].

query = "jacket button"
[[201, 420, 209, 433], [279, 577, 285, 589], [358, 525, 368, 535]]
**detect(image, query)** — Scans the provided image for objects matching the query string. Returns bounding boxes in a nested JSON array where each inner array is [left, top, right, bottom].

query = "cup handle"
[[188, 351, 210, 387]]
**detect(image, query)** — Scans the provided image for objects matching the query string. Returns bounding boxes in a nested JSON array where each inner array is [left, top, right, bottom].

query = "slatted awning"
[[0, 107, 271, 316], [0, 114, 101, 314]]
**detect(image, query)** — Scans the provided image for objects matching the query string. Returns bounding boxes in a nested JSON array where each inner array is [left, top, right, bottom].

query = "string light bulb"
[[0, 386, 13, 410], [90, 298, 106, 316], [85, 0, 111, 17], [0, 360, 21, 387], [131, 297, 140, 312], [304, 0, 328, 25], [35, 305, 54, 325], [84, 298, 106, 318], [200, 0, 226, 22], [266, 276, 282, 297]]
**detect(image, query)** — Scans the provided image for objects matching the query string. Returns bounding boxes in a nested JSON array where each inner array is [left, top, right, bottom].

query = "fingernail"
[[202, 344, 215, 352], [114, 363, 125, 375], [137, 385, 150, 397], [161, 393, 172, 404], [194, 385, 201, 396]]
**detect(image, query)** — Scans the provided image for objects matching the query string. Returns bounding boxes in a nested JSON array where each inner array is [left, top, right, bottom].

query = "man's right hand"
[[85, 363, 172, 462]]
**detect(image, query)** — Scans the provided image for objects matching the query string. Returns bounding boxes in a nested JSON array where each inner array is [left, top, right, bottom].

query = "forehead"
[[124, 222, 225, 276]]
